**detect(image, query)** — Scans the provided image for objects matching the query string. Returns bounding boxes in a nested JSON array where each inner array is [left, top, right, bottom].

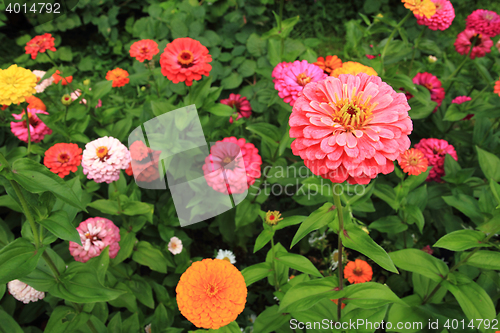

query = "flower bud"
[[141, 86, 146, 91], [61, 94, 72, 106], [428, 55, 437, 63], [265, 210, 283, 226], [83, 79, 90, 86]]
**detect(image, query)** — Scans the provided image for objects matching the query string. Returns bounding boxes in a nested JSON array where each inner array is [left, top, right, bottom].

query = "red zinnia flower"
[[52, 70, 73, 86], [1, 105, 7, 111], [344, 259, 373, 284], [415, 0, 455, 31], [397, 148, 429, 176], [159, 37, 212, 86], [454, 29, 493, 59], [314, 55, 342, 74], [414, 138, 457, 182], [129, 39, 160, 62], [44, 143, 82, 178], [220, 94, 252, 123], [106, 68, 130, 88], [25, 33, 56, 60], [412, 72, 445, 112], [466, 9, 500, 38]]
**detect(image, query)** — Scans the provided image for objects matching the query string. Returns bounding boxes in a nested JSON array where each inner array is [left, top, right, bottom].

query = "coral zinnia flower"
[[160, 37, 212, 86], [106, 68, 130, 88], [82, 136, 131, 184], [11, 108, 52, 143], [52, 70, 73, 86], [25, 95, 46, 111], [129, 39, 160, 62], [398, 148, 429, 176], [272, 60, 327, 106], [32, 70, 54, 93], [454, 29, 493, 59], [0, 65, 37, 105], [344, 259, 373, 284], [168, 236, 183, 255], [25, 33, 56, 60], [202, 137, 262, 194], [176, 259, 247, 329], [494, 78, 500, 97], [412, 72, 445, 112], [44, 143, 82, 178], [289, 73, 412, 185], [330, 61, 378, 78], [414, 138, 457, 182], [314, 55, 343, 74], [415, 0, 454, 31], [452, 95, 472, 120], [69, 217, 121, 263], [8, 280, 45, 304], [220, 93, 252, 123], [128, 140, 162, 182], [402, 0, 436, 19], [466, 9, 500, 38]]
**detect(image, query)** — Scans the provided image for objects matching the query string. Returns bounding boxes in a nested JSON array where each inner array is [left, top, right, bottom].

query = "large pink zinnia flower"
[[454, 29, 493, 59], [272, 60, 327, 106], [414, 138, 457, 182], [203, 137, 262, 194], [466, 9, 500, 37], [221, 94, 252, 123], [415, 0, 455, 31], [69, 217, 121, 263], [10, 108, 52, 143], [289, 73, 412, 185], [412, 72, 445, 112]]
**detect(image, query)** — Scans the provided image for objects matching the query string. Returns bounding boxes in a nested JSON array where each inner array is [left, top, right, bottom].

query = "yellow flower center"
[[222, 257, 231, 262], [222, 156, 232, 164], [330, 85, 376, 130], [409, 156, 419, 166], [177, 50, 194, 67], [297, 72, 312, 86], [333, 252, 339, 262], [206, 283, 219, 296], [96, 146, 109, 160]]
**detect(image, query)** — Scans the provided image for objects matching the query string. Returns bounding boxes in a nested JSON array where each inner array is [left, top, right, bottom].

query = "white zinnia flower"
[[8, 280, 45, 304], [144, 324, 151, 333], [32, 70, 54, 93], [216, 249, 236, 264], [168, 236, 183, 255], [330, 249, 340, 271]]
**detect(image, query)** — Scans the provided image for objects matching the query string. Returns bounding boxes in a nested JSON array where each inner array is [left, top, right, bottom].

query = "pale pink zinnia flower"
[[32, 70, 54, 93], [272, 60, 327, 106], [415, 0, 455, 31], [8, 280, 45, 304], [168, 236, 183, 255], [454, 29, 493, 59], [69, 217, 121, 263], [414, 138, 457, 182], [10, 108, 52, 143], [289, 73, 413, 185], [466, 9, 500, 38], [221, 93, 252, 123], [82, 136, 131, 184], [71, 89, 102, 108], [203, 137, 262, 194]]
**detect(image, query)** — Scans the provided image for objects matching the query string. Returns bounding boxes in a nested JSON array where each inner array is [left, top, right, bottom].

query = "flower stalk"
[[381, 11, 412, 69], [332, 187, 345, 321]]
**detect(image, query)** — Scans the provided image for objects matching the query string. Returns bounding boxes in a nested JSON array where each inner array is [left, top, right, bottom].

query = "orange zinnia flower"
[[25, 95, 46, 111], [402, 0, 436, 19], [344, 259, 373, 284], [398, 148, 429, 176], [330, 61, 378, 77], [106, 68, 130, 88], [52, 70, 73, 86], [494, 77, 500, 97], [314, 55, 342, 74], [176, 259, 247, 329], [25, 33, 56, 60], [129, 39, 160, 62]]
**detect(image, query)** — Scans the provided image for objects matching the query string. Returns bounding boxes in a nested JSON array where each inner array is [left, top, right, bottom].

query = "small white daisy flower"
[[216, 249, 236, 264]]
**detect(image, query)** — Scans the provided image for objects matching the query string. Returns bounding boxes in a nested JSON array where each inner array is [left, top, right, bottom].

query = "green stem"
[[380, 11, 412, 69], [408, 26, 426, 75], [25, 113, 32, 155], [444, 37, 475, 95], [64, 105, 69, 125], [332, 186, 344, 321], [112, 182, 122, 214], [278, 0, 285, 61], [148, 65, 161, 98], [42, 252, 60, 282], [271, 236, 280, 291], [10, 180, 40, 249], [86, 320, 99, 333]]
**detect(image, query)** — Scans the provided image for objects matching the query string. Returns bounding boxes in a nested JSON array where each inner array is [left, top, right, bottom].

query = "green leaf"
[[442, 194, 484, 224], [122, 201, 154, 222], [0, 310, 23, 333], [111, 231, 137, 266], [402, 205, 424, 233], [246, 33, 266, 57], [132, 241, 168, 273], [58, 46, 73, 62], [21, 248, 65, 292], [150, 99, 175, 117], [275, 252, 322, 277], [369, 216, 407, 234], [254, 228, 274, 253], [235, 199, 260, 229], [461, 250, 500, 270], [241, 262, 273, 286], [122, 313, 140, 333], [0, 238, 45, 284], [11, 159, 85, 211], [279, 276, 340, 312], [92, 81, 113, 104], [402, 168, 430, 192], [389, 249, 448, 282], [434, 230, 489, 251], [207, 104, 234, 116], [253, 305, 291, 333], [38, 210, 81, 244], [88, 199, 120, 215], [476, 146, 500, 182], [291, 203, 335, 248], [408, 97, 436, 119], [246, 123, 280, 147], [443, 103, 469, 121], [477, 214, 500, 235], [344, 282, 405, 308], [125, 275, 154, 309], [151, 304, 169, 333], [273, 215, 305, 231], [374, 183, 399, 210], [342, 222, 398, 273], [107, 313, 122, 332], [238, 59, 256, 77], [221, 72, 242, 89], [262, 15, 300, 40]]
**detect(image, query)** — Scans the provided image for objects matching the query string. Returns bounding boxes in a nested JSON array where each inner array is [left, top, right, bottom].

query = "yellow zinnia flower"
[[330, 61, 378, 78], [402, 0, 436, 19], [0, 65, 37, 105]]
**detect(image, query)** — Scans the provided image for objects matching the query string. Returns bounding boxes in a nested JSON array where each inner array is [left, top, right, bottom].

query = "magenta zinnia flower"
[[69, 217, 121, 263], [82, 136, 131, 184], [203, 137, 262, 194], [414, 138, 457, 182], [466, 9, 500, 37], [412, 72, 445, 112], [454, 29, 493, 59], [289, 73, 412, 185], [10, 108, 52, 143], [221, 94, 252, 123], [272, 60, 327, 106], [415, 0, 455, 31], [452, 95, 473, 120]]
